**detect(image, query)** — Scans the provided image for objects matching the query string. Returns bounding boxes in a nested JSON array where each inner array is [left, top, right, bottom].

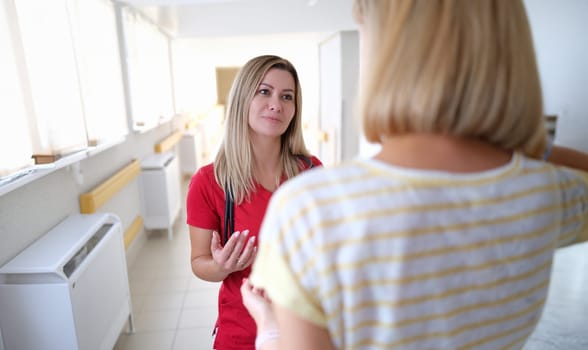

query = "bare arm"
[[241, 279, 335, 350], [547, 145, 588, 172], [273, 304, 335, 350], [547, 146, 588, 245], [189, 226, 256, 282]]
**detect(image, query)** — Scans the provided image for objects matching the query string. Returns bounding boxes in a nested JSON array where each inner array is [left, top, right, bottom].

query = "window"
[[0, 0, 128, 179], [123, 8, 175, 132], [1, 0, 130, 189], [70, 0, 128, 145], [14, 0, 88, 156], [0, 0, 33, 176]]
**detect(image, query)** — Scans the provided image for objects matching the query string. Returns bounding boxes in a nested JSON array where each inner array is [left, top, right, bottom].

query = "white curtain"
[[70, 0, 128, 145], [14, 0, 88, 155], [0, 0, 34, 176], [0, 0, 129, 180], [124, 9, 174, 132]]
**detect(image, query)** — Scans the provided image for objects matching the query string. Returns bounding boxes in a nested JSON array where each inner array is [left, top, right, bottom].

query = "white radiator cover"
[[0, 213, 133, 350], [140, 152, 181, 240], [179, 131, 199, 176]]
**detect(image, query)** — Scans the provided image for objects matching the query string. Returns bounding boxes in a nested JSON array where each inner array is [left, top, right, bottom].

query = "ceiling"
[[116, 0, 357, 38]]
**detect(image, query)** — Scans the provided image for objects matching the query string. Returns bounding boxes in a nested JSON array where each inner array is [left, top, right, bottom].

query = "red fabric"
[[186, 156, 321, 350]]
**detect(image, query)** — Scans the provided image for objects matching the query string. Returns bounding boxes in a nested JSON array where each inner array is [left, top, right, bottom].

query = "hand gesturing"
[[210, 230, 257, 274]]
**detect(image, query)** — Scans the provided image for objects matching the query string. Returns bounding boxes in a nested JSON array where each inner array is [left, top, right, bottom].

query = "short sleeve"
[[309, 155, 323, 168], [186, 164, 221, 231], [249, 189, 327, 327], [557, 168, 588, 245], [297, 154, 323, 171]]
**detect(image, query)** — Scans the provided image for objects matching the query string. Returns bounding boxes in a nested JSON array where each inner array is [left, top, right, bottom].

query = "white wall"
[[172, 32, 330, 157], [318, 31, 361, 165], [173, 0, 356, 38], [0, 120, 180, 266], [524, 0, 588, 151]]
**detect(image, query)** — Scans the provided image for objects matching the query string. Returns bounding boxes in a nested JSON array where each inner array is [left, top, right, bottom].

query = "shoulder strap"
[[297, 154, 314, 169], [223, 187, 234, 245], [222, 154, 314, 244]]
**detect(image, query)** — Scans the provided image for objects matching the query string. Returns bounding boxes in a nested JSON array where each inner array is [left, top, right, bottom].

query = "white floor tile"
[[189, 277, 221, 292], [178, 306, 218, 329], [142, 292, 186, 311], [149, 276, 191, 294], [114, 330, 175, 350], [128, 267, 158, 282], [133, 308, 182, 332], [130, 294, 146, 316], [147, 263, 193, 279], [183, 289, 219, 309], [129, 276, 155, 296], [172, 328, 214, 350]]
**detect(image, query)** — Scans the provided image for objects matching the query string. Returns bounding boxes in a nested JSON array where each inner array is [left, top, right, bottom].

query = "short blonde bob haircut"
[[214, 55, 310, 204], [354, 0, 546, 158]]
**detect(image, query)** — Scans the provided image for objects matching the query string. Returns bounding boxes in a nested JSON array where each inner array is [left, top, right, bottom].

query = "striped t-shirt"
[[250, 153, 588, 350]]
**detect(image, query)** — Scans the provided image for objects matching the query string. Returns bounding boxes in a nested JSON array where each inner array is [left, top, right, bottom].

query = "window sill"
[[0, 136, 126, 197]]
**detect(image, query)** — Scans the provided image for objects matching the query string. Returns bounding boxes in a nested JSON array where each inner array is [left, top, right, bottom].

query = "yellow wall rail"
[[154, 130, 182, 153], [79, 160, 141, 214], [124, 215, 144, 249], [185, 118, 198, 131]]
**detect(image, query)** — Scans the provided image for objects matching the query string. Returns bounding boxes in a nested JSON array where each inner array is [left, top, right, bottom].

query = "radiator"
[[140, 151, 181, 240], [179, 131, 199, 176], [0, 213, 133, 350]]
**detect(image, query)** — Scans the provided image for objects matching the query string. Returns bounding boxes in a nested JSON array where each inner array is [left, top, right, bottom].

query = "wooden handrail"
[[124, 215, 143, 249], [185, 118, 198, 131], [154, 131, 182, 153], [79, 160, 141, 214]]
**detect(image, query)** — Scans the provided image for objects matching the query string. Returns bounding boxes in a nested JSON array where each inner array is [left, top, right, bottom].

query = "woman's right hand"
[[210, 230, 257, 273], [241, 278, 278, 332]]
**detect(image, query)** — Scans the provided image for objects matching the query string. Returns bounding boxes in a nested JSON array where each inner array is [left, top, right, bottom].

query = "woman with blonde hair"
[[242, 1, 588, 349], [186, 54, 321, 349]]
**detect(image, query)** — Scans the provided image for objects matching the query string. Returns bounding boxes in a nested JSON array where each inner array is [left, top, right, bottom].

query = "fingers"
[[237, 235, 257, 269], [241, 278, 263, 300], [241, 278, 253, 294], [240, 279, 258, 317], [240, 278, 278, 330], [212, 229, 256, 272], [228, 230, 249, 265], [221, 230, 241, 255]]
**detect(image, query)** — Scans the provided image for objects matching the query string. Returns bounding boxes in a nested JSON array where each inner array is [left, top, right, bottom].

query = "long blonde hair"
[[354, 0, 546, 158], [214, 55, 310, 204]]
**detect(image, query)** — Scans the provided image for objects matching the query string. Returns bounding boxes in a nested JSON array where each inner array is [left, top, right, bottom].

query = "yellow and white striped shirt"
[[250, 153, 588, 350]]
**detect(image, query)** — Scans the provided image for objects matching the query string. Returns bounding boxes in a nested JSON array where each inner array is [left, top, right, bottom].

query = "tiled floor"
[[114, 197, 220, 350]]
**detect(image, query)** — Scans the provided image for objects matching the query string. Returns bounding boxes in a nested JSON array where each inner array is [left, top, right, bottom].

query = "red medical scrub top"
[[186, 157, 320, 349]]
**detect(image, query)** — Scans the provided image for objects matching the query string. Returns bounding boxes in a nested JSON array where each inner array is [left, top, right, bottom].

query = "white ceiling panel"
[[116, 0, 357, 37]]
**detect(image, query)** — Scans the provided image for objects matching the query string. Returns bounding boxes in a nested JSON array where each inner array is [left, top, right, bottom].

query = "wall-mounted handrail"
[[124, 215, 143, 249], [79, 159, 141, 214], [185, 118, 198, 131], [154, 131, 182, 153]]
